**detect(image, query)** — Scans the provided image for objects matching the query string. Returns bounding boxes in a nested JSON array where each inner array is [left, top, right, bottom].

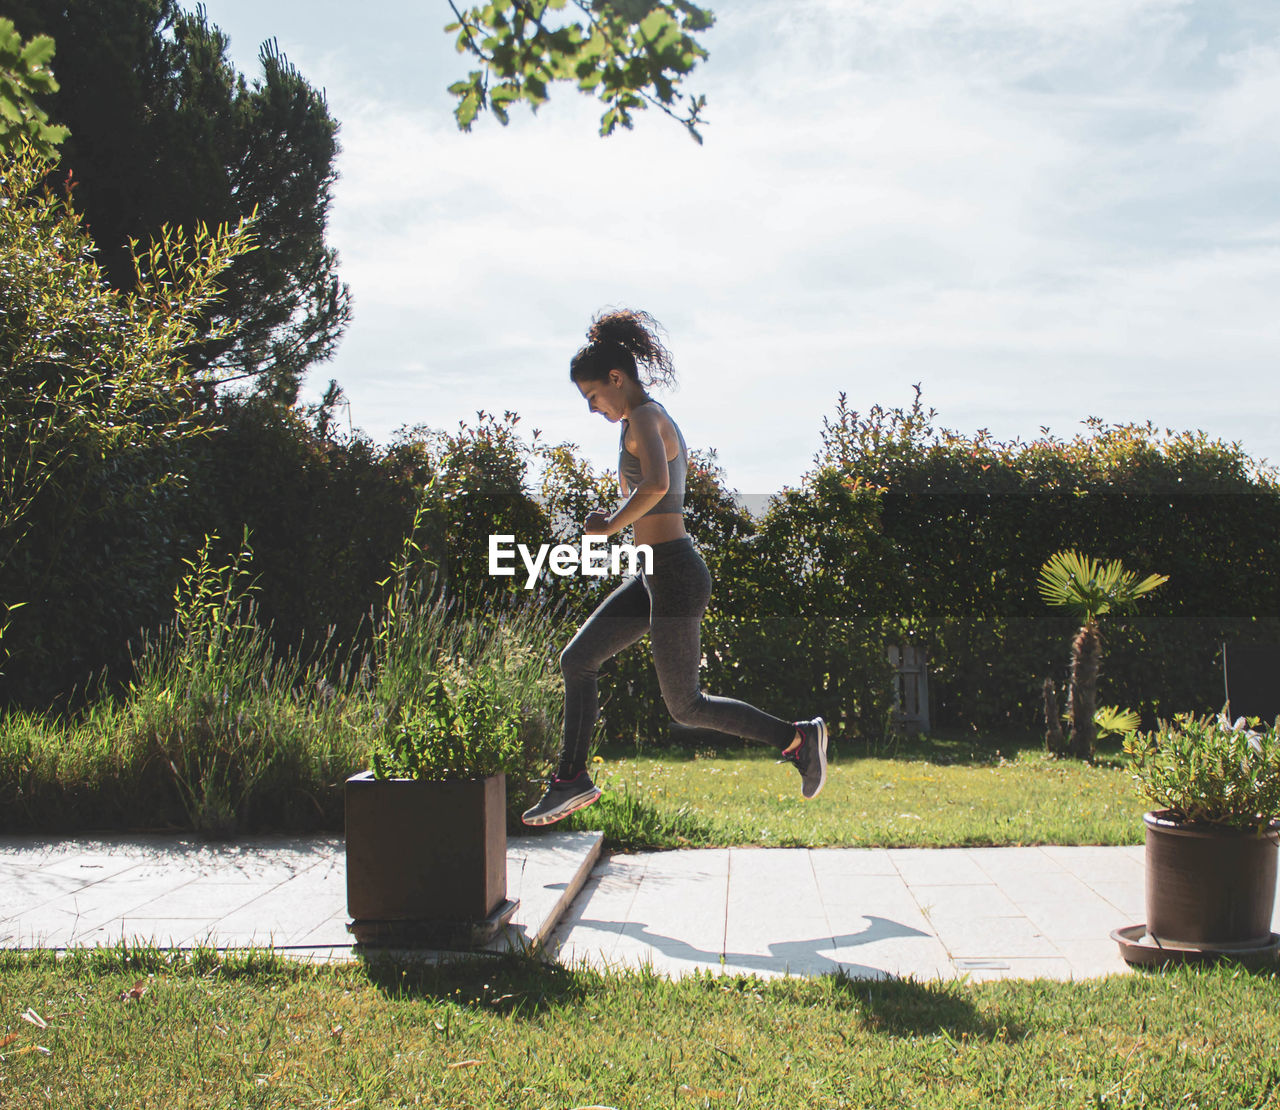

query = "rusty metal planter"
[[345, 771, 515, 947]]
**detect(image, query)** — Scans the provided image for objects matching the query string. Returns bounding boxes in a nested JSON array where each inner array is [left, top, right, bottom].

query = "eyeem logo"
[[489, 535, 653, 589]]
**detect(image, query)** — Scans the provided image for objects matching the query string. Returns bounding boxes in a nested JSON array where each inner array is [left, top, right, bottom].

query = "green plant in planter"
[[365, 498, 567, 806], [371, 663, 522, 781], [1123, 712, 1280, 832]]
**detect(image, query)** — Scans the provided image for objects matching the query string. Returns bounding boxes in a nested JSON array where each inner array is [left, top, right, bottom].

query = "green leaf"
[[1037, 549, 1167, 623], [445, 0, 713, 141], [20, 35, 57, 70], [1094, 705, 1141, 739]]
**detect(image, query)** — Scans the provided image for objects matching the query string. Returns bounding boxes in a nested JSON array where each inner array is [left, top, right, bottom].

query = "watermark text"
[[489, 535, 652, 589]]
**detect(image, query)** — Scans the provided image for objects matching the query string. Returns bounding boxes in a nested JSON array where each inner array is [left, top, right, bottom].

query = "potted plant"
[[345, 661, 525, 948], [1113, 711, 1280, 964]]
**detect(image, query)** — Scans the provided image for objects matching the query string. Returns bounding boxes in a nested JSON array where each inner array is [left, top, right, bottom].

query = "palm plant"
[[1037, 551, 1168, 760]]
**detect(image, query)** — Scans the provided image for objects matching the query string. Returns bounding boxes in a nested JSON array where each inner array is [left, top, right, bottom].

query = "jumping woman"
[[522, 309, 828, 826]]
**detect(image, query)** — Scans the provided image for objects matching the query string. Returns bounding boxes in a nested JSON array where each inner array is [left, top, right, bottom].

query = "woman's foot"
[[778, 718, 828, 799], [522, 771, 602, 826]]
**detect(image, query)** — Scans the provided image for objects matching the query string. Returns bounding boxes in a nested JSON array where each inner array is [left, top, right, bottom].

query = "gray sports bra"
[[619, 400, 687, 516]]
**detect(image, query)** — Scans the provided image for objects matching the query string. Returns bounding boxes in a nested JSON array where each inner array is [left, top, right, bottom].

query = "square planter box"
[[345, 771, 515, 947]]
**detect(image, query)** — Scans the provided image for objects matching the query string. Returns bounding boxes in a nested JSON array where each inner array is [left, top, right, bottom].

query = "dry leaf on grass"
[[446, 1059, 484, 1069], [20, 1009, 47, 1029], [0, 1032, 19, 1049], [119, 980, 147, 1003], [17, 1045, 52, 1057]]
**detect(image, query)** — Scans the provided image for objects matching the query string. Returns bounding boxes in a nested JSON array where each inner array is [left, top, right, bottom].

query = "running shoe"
[[521, 771, 602, 826], [778, 717, 828, 800]]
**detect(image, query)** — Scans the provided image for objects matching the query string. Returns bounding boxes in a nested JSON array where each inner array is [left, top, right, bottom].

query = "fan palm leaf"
[[1037, 550, 1169, 625]]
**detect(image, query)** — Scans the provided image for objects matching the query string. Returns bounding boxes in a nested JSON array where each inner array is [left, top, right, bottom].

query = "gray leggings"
[[558, 536, 796, 770]]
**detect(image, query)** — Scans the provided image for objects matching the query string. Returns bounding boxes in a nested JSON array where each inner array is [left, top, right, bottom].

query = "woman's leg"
[[523, 574, 653, 826], [646, 542, 796, 748], [645, 539, 828, 798], [557, 573, 652, 776]]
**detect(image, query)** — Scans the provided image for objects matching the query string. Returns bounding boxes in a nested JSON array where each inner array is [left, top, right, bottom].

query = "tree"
[[0, 16, 67, 158], [4, 0, 350, 403], [0, 136, 254, 688], [1037, 551, 1168, 760], [446, 0, 715, 142]]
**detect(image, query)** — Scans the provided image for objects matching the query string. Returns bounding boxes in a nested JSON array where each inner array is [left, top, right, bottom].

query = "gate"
[[888, 644, 930, 733]]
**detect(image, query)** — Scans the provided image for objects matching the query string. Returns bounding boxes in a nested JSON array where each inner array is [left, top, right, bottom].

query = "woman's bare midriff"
[[633, 512, 687, 548]]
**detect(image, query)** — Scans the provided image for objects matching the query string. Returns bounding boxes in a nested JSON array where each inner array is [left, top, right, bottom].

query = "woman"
[[522, 309, 828, 826]]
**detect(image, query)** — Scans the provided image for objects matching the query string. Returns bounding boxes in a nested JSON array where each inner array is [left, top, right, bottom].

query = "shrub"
[[0, 532, 363, 835], [0, 137, 253, 708], [1123, 712, 1280, 832], [816, 386, 1280, 731]]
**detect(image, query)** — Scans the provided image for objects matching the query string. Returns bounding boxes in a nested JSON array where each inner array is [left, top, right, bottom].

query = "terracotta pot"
[[1144, 810, 1280, 950], [345, 771, 507, 932]]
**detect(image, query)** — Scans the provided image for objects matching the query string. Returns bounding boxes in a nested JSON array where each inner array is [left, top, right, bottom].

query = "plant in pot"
[[346, 505, 566, 947], [346, 660, 525, 947], [1113, 711, 1280, 965]]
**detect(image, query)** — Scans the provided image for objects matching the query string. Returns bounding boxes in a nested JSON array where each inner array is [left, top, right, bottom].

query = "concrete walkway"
[[4, 834, 1274, 980], [554, 845, 1150, 981], [0, 832, 603, 961]]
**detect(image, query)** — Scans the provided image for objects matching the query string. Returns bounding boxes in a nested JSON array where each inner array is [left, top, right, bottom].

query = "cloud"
[[226, 0, 1280, 487]]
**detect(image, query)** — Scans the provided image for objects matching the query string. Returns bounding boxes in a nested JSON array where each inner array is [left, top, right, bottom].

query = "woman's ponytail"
[[570, 308, 677, 388]]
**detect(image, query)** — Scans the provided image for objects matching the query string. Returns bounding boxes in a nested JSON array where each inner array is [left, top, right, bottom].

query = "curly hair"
[[569, 308, 677, 389]]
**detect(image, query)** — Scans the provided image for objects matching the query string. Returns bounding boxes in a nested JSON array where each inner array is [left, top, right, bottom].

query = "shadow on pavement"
[[566, 912, 933, 979]]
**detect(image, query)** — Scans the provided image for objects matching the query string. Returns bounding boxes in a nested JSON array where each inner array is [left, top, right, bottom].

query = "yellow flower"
[[592, 755, 604, 764]]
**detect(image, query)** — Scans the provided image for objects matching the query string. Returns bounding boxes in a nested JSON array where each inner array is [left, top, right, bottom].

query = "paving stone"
[[818, 874, 922, 915], [809, 847, 898, 878], [964, 846, 1061, 874], [890, 848, 991, 886], [1016, 894, 1132, 942], [13, 878, 201, 943], [821, 906, 953, 981], [1041, 845, 1146, 886], [1, 871, 99, 921], [75, 918, 226, 948], [297, 916, 360, 949], [0, 839, 90, 864], [1053, 938, 1134, 979], [1087, 880, 1146, 921], [616, 853, 729, 973], [909, 883, 1023, 922], [982, 869, 1099, 905], [546, 851, 646, 966], [37, 853, 145, 883], [724, 849, 828, 968], [608, 924, 729, 977], [954, 956, 1074, 981], [930, 915, 1062, 960], [0, 860, 40, 881], [126, 880, 282, 922]]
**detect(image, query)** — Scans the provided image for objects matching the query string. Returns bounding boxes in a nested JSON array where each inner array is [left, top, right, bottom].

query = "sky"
[[183, 0, 1280, 495]]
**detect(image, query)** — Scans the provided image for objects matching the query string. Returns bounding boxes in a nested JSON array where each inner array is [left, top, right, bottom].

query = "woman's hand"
[[583, 510, 612, 536]]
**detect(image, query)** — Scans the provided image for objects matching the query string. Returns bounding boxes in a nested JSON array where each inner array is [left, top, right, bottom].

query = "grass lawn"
[[568, 734, 1148, 850], [0, 736, 1255, 1108], [2, 946, 1278, 1109]]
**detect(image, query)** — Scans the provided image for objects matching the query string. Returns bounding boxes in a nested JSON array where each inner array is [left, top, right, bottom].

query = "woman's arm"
[[588, 406, 670, 535]]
